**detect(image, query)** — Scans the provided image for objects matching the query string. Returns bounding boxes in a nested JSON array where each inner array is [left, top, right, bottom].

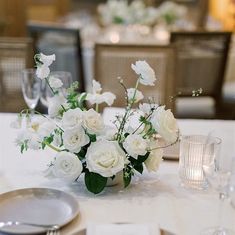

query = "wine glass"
[[201, 136, 235, 235], [40, 71, 73, 107], [21, 69, 41, 114]]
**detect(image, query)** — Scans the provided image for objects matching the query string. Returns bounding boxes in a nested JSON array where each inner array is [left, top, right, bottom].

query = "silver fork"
[[0, 221, 60, 234], [46, 226, 60, 235]]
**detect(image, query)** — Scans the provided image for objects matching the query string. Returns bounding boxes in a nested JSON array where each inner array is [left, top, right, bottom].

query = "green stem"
[[116, 77, 140, 141], [95, 103, 99, 112], [44, 141, 61, 152]]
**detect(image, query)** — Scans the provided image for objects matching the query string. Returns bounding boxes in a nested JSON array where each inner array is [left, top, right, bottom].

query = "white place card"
[[87, 223, 159, 235]]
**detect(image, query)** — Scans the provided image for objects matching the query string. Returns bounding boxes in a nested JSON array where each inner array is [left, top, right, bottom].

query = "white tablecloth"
[[0, 112, 235, 235]]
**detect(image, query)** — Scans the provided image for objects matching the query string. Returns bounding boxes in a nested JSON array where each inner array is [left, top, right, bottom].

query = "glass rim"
[[181, 135, 222, 146]]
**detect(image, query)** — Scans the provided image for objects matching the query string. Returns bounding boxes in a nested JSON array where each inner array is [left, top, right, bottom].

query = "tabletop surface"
[[0, 112, 235, 235]]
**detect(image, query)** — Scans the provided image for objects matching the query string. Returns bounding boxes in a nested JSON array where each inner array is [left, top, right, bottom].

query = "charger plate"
[[0, 188, 79, 234]]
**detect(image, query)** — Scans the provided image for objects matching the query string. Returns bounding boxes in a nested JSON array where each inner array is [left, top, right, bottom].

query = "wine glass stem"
[[217, 192, 227, 233], [30, 109, 35, 116]]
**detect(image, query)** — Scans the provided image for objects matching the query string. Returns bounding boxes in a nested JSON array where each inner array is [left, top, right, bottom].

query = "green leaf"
[[85, 172, 107, 194], [137, 152, 150, 163], [87, 133, 96, 142], [133, 163, 143, 174]]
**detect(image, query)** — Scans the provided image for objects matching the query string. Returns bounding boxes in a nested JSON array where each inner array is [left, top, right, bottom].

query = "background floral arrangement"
[[12, 53, 179, 194], [97, 0, 187, 27]]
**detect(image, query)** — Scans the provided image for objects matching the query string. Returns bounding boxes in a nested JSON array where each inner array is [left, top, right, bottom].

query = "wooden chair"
[[170, 31, 232, 119], [0, 37, 33, 112], [94, 43, 176, 112], [27, 22, 85, 92]]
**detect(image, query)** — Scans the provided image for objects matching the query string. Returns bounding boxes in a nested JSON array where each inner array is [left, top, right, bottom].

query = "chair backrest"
[[94, 43, 176, 112], [170, 31, 232, 101], [0, 37, 33, 112], [27, 22, 85, 92]]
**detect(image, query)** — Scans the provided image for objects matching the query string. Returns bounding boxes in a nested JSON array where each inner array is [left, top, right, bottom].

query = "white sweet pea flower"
[[127, 88, 144, 103], [53, 151, 83, 182], [36, 65, 50, 79], [86, 140, 126, 177], [144, 141, 163, 172], [83, 109, 104, 135], [39, 53, 56, 67], [139, 103, 159, 115], [62, 108, 84, 129], [15, 129, 41, 150], [131, 60, 156, 86], [150, 106, 178, 143], [62, 125, 89, 153], [123, 134, 148, 159], [48, 94, 67, 118], [36, 53, 56, 79], [48, 76, 63, 89], [86, 80, 116, 106], [92, 80, 102, 93]]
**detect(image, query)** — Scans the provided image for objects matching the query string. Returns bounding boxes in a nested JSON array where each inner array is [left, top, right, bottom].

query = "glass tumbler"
[[179, 135, 221, 190]]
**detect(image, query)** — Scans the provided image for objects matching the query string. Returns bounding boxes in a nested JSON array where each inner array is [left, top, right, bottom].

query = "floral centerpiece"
[[12, 53, 179, 194], [97, 0, 159, 26]]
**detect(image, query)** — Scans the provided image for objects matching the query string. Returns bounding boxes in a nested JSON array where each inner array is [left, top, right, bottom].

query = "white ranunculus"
[[131, 60, 156, 86], [53, 151, 83, 182], [48, 94, 67, 118], [97, 126, 117, 141], [83, 109, 104, 135], [62, 108, 84, 129], [63, 126, 89, 153], [39, 53, 56, 67], [144, 142, 163, 172], [123, 134, 148, 159], [49, 76, 63, 89], [150, 106, 178, 143], [127, 88, 144, 103], [36, 65, 50, 79], [86, 140, 126, 177]]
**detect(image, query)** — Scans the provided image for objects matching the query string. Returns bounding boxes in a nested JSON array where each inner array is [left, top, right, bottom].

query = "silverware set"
[[0, 221, 60, 235]]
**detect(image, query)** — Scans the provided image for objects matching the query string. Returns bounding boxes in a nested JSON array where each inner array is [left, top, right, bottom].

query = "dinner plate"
[[0, 188, 79, 234]]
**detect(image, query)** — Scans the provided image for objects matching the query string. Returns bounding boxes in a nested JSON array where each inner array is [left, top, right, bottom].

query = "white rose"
[[127, 88, 144, 103], [86, 140, 126, 177], [39, 53, 56, 66], [123, 134, 148, 159], [63, 126, 89, 153], [144, 142, 163, 172], [131, 60, 156, 86], [36, 65, 50, 79], [150, 106, 178, 143], [49, 76, 63, 89], [48, 94, 67, 118], [83, 109, 104, 135], [62, 108, 83, 129], [53, 151, 83, 182]]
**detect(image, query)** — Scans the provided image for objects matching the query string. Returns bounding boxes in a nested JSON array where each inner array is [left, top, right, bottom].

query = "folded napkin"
[[87, 223, 160, 235]]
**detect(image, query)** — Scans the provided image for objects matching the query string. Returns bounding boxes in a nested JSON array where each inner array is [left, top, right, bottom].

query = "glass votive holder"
[[179, 135, 220, 190]]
